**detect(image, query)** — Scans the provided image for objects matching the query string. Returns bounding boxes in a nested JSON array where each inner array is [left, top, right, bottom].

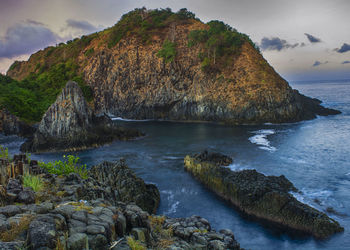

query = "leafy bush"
[[84, 48, 95, 57], [157, 39, 176, 63], [23, 174, 44, 192], [188, 20, 258, 72], [38, 155, 88, 179]]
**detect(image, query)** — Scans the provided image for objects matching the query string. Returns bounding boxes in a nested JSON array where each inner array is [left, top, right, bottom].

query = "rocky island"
[[184, 151, 344, 239], [2, 8, 340, 129]]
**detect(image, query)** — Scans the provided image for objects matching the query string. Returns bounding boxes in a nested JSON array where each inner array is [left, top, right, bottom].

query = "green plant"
[[188, 20, 258, 72], [126, 236, 146, 250], [84, 48, 94, 57], [22, 174, 44, 192], [38, 155, 88, 179], [157, 39, 176, 63], [0, 145, 10, 160]]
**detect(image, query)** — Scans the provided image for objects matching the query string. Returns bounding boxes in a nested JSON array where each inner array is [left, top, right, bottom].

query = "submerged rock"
[[184, 151, 344, 239], [20, 81, 142, 152]]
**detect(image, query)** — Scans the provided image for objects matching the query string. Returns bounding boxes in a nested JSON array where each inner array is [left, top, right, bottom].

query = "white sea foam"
[[225, 163, 253, 171], [248, 129, 276, 152], [290, 189, 334, 208], [167, 201, 180, 214], [161, 190, 180, 214], [111, 117, 151, 122]]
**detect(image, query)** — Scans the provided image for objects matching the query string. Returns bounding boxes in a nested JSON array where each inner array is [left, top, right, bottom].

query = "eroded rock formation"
[[20, 81, 142, 152]]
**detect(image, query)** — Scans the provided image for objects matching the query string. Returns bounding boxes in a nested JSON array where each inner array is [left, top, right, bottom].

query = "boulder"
[[184, 151, 344, 239]]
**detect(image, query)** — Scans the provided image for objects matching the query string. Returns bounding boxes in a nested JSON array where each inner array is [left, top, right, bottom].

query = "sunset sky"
[[1, 0, 349, 81]]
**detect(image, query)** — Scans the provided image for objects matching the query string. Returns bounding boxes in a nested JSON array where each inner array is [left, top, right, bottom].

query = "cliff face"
[[7, 9, 340, 124], [0, 108, 34, 137]]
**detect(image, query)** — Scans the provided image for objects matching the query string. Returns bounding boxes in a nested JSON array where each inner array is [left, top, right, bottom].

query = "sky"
[[0, 0, 349, 81]]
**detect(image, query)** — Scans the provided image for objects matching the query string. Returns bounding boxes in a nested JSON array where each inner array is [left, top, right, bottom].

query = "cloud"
[[342, 60, 350, 64], [304, 33, 321, 43], [0, 20, 60, 58], [259, 37, 299, 51], [336, 43, 350, 53], [65, 19, 98, 32], [312, 60, 328, 67]]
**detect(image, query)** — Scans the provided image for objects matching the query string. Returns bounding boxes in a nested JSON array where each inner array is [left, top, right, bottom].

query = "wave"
[[248, 129, 276, 152], [290, 189, 341, 210]]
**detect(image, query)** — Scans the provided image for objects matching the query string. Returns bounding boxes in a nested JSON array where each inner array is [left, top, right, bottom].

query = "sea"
[[1, 79, 349, 250]]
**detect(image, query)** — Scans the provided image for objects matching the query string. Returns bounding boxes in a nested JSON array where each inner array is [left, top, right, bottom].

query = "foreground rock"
[[0, 155, 241, 249], [20, 81, 142, 152], [90, 161, 160, 214], [0, 108, 34, 137], [184, 151, 344, 239]]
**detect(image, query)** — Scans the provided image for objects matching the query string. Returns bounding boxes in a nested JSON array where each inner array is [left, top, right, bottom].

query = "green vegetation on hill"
[[157, 39, 177, 63], [0, 61, 92, 123], [188, 20, 259, 72], [108, 7, 196, 47]]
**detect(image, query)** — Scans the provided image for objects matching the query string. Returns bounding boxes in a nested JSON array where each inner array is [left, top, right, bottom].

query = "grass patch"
[[23, 174, 44, 192], [157, 39, 177, 63], [0, 215, 33, 242], [38, 155, 88, 179], [126, 236, 146, 250]]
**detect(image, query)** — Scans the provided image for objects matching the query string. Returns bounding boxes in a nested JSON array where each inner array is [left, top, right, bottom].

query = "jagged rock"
[[20, 81, 142, 153], [67, 233, 88, 250], [90, 161, 160, 214], [0, 108, 34, 137], [184, 151, 344, 239]]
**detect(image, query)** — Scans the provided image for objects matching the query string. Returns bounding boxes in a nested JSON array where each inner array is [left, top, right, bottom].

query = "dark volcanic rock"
[[20, 81, 142, 152], [90, 161, 160, 214], [0, 108, 34, 137], [184, 151, 344, 239]]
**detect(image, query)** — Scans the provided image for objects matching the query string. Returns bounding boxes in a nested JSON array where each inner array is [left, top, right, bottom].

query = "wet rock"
[[28, 215, 58, 249], [6, 178, 22, 195], [0, 205, 22, 217], [184, 151, 344, 239]]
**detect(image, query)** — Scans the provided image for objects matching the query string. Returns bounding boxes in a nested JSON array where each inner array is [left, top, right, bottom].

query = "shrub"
[[157, 39, 176, 63], [23, 174, 44, 192], [38, 155, 88, 179]]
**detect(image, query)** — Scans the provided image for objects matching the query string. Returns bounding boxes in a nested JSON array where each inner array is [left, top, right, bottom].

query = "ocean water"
[[1, 79, 349, 250]]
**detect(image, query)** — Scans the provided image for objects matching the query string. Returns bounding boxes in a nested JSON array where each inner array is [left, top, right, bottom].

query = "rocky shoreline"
[[0, 154, 241, 249], [184, 151, 344, 239]]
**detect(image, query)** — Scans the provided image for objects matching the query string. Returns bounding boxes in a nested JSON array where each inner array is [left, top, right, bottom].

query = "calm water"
[[1, 80, 349, 250]]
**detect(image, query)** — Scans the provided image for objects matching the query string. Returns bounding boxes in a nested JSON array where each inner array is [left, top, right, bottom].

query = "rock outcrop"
[[184, 151, 344, 239], [0, 154, 241, 250], [0, 109, 34, 137], [20, 81, 142, 152], [90, 161, 160, 214], [7, 9, 340, 125]]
